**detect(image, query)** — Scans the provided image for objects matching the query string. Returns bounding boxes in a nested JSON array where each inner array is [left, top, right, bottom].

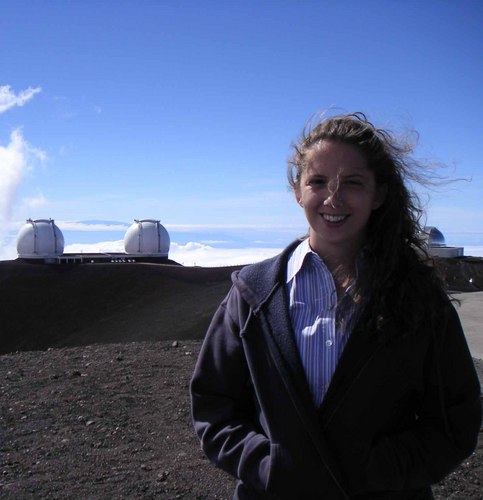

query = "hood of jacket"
[[231, 239, 301, 312]]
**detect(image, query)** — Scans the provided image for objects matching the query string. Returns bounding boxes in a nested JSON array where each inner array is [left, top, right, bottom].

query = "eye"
[[344, 178, 364, 187], [307, 177, 326, 186]]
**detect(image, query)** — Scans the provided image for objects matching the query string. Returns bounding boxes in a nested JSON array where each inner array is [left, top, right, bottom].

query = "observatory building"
[[17, 219, 65, 262], [423, 226, 464, 258], [16, 218, 175, 264], [124, 219, 170, 257]]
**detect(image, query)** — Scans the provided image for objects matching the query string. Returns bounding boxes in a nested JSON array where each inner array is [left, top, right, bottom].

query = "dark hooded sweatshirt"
[[190, 241, 481, 499]]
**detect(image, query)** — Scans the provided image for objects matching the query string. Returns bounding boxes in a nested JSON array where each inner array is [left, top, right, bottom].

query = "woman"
[[190, 113, 481, 499]]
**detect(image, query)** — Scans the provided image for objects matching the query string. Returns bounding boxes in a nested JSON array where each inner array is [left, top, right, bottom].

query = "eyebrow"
[[306, 172, 369, 180], [342, 173, 368, 180]]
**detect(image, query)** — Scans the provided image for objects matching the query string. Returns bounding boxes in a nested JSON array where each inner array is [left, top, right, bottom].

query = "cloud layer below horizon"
[[2, 234, 483, 266], [63, 240, 283, 267]]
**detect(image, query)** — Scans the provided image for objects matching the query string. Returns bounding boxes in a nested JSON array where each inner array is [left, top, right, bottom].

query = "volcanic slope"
[[1, 258, 482, 498], [0, 260, 241, 354]]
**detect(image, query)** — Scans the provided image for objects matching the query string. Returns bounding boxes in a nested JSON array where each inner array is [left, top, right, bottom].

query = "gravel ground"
[[1, 341, 481, 499]]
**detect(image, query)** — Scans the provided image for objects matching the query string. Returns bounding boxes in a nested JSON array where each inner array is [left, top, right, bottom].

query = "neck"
[[308, 237, 359, 288]]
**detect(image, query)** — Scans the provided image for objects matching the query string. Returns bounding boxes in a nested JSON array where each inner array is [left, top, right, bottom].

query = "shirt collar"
[[286, 238, 321, 283]]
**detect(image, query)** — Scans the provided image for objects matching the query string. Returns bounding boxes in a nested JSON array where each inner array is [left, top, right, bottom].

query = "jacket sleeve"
[[365, 302, 482, 491], [190, 286, 274, 493]]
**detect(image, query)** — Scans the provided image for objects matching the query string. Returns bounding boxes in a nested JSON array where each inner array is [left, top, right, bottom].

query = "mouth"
[[322, 214, 348, 223]]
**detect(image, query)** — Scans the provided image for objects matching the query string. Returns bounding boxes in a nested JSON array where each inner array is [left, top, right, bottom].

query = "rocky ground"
[[1, 341, 481, 499], [1, 257, 482, 498], [1, 341, 235, 499]]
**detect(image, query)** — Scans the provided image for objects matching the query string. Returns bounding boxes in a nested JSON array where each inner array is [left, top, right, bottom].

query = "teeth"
[[323, 214, 347, 222]]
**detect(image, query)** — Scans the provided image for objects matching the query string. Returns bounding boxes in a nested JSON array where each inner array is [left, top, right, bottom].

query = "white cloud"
[[0, 236, 17, 261], [0, 85, 41, 113], [464, 246, 483, 257], [5, 234, 483, 264], [165, 223, 302, 233], [62, 239, 282, 267], [21, 193, 49, 210], [169, 242, 281, 267], [64, 240, 125, 254], [0, 129, 46, 224], [201, 239, 232, 244], [58, 221, 129, 232], [56, 235, 483, 265]]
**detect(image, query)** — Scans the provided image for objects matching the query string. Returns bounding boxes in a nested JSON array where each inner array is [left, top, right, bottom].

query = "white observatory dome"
[[124, 219, 170, 257], [17, 219, 65, 258]]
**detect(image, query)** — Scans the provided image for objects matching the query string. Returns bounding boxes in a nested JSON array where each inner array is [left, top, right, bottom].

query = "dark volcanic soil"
[[0, 261, 242, 355], [1, 342, 481, 499], [1, 341, 235, 498], [1, 258, 482, 498]]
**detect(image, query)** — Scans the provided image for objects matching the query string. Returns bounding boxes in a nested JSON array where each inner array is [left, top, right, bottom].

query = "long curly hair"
[[288, 112, 448, 341]]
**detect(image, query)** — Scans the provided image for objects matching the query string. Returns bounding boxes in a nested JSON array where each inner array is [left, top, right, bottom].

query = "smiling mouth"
[[322, 214, 348, 223]]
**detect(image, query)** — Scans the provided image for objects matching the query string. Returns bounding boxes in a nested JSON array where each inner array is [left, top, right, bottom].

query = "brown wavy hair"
[[288, 112, 448, 341]]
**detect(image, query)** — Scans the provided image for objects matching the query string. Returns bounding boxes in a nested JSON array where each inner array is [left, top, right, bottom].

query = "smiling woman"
[[293, 140, 386, 275], [190, 112, 481, 500], [287, 112, 434, 309]]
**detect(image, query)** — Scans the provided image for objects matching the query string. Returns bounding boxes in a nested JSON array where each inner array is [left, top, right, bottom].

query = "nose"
[[323, 194, 342, 208], [323, 180, 342, 208]]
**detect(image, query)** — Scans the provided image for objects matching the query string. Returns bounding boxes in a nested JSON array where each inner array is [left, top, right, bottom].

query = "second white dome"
[[124, 219, 170, 256]]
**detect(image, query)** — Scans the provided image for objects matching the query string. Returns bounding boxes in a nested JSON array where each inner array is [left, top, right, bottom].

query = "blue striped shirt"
[[286, 239, 358, 407]]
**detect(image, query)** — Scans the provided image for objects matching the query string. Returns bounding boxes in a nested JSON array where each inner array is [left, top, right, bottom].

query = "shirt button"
[[325, 340, 333, 347]]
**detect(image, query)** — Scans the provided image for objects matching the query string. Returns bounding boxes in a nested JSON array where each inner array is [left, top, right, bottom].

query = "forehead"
[[305, 140, 370, 176]]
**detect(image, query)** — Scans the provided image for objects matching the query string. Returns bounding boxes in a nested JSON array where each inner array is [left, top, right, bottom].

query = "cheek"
[[358, 189, 383, 211], [301, 190, 323, 209]]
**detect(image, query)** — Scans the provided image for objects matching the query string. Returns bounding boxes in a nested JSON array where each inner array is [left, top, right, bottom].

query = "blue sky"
[[1, 0, 482, 264]]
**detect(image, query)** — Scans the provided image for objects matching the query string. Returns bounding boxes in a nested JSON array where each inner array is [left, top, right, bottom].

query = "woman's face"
[[295, 140, 385, 260]]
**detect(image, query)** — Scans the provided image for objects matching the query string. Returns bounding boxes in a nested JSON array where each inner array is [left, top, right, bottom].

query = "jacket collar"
[[232, 238, 302, 311], [232, 237, 312, 402]]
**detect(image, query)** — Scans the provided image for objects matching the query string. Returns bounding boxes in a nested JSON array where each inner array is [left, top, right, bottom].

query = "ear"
[[372, 183, 387, 210], [294, 182, 303, 207]]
